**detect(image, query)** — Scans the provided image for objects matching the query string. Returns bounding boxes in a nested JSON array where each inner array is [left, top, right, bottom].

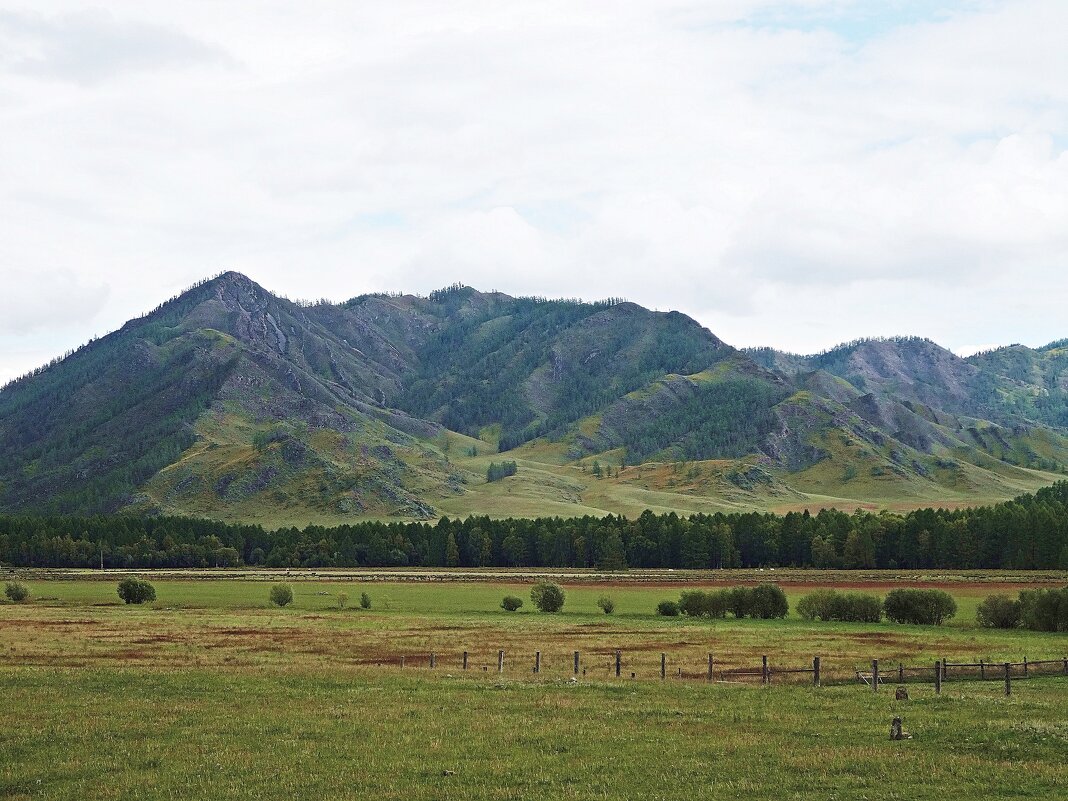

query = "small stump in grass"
[[895, 687, 909, 701], [890, 717, 912, 741]]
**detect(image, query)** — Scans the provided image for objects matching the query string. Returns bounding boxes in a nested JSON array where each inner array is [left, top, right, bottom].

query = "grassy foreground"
[[2, 668, 1067, 800], [2, 571, 1067, 799]]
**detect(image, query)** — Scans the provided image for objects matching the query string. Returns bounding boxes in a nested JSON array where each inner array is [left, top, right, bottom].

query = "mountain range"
[[2, 271, 1066, 525]]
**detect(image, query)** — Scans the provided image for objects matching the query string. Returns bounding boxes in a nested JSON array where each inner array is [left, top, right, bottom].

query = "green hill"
[[1, 272, 1066, 524]]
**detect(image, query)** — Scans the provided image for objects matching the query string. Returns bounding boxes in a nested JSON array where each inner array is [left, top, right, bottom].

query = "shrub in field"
[[705, 589, 731, 618], [501, 595, 524, 611], [976, 594, 1021, 629], [749, 583, 789, 619], [797, 590, 882, 622], [726, 586, 753, 618], [1018, 587, 1068, 632], [597, 596, 615, 615], [269, 583, 293, 607], [117, 578, 156, 605], [837, 593, 883, 623], [883, 588, 956, 625], [485, 460, 518, 483], [360, 592, 372, 609], [656, 600, 680, 616], [675, 586, 785, 619], [4, 581, 29, 602], [530, 581, 565, 613], [678, 590, 730, 618], [678, 590, 708, 617], [796, 589, 835, 621], [337, 592, 349, 609]]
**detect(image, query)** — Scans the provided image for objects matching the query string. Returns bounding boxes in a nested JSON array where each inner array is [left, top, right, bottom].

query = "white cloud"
[[0, 0, 1066, 370], [0, 9, 228, 84], [0, 268, 108, 334]]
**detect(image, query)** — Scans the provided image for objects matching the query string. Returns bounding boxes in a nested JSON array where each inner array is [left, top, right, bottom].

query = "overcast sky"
[[2, 1, 1067, 382]]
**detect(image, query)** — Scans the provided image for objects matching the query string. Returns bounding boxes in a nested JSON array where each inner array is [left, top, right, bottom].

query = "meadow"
[[2, 569, 1067, 799]]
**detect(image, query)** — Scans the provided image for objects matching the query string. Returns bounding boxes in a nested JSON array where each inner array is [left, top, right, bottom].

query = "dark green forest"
[[622, 378, 787, 463], [3, 482, 1068, 571], [0, 330, 239, 515], [391, 287, 729, 451]]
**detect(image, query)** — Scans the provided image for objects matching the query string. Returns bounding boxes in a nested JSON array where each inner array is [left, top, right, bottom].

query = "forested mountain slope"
[[1, 273, 1066, 523]]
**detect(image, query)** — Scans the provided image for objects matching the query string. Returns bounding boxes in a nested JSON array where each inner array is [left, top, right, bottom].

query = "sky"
[[1, 1, 1067, 383]]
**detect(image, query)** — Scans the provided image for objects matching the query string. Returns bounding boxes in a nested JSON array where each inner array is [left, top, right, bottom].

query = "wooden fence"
[[377, 649, 1067, 695]]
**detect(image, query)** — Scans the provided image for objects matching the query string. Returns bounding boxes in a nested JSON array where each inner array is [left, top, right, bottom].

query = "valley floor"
[[2, 571, 1067, 799]]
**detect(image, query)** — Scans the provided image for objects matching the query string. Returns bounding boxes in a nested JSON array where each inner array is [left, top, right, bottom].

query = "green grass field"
[[3, 570, 1067, 799]]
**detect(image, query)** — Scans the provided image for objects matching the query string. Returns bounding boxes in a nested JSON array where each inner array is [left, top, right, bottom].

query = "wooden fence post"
[[1004, 662, 1011, 696], [934, 660, 942, 694], [535, 651, 541, 674], [1023, 657, 1028, 678], [1062, 657, 1067, 675], [708, 654, 714, 682], [980, 659, 985, 680], [762, 655, 769, 685], [573, 651, 580, 675], [400, 656, 405, 669], [615, 650, 621, 677], [813, 656, 821, 687], [898, 662, 904, 683], [498, 650, 505, 674], [872, 659, 879, 692], [430, 652, 436, 669], [462, 651, 468, 670], [942, 658, 948, 681], [660, 653, 666, 680]]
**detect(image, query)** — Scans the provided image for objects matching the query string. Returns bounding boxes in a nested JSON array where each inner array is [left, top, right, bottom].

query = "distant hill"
[[1, 272, 1066, 523]]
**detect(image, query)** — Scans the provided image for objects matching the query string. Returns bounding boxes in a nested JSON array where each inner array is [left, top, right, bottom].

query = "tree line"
[[2, 482, 1068, 570]]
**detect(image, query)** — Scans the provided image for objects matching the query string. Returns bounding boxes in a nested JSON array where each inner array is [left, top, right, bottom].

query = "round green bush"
[[976, 594, 1021, 629], [530, 581, 565, 613], [749, 583, 789, 619], [117, 578, 156, 605], [656, 600, 680, 616], [360, 592, 372, 609], [836, 592, 883, 623], [597, 596, 615, 615], [883, 588, 956, 625], [797, 589, 835, 621], [678, 590, 707, 617], [726, 586, 753, 618], [269, 583, 293, 607], [677, 589, 729, 618], [1018, 588, 1068, 631], [501, 595, 524, 611], [4, 581, 29, 602]]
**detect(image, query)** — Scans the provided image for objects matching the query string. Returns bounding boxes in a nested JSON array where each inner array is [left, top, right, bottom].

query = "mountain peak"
[[205, 270, 268, 295]]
